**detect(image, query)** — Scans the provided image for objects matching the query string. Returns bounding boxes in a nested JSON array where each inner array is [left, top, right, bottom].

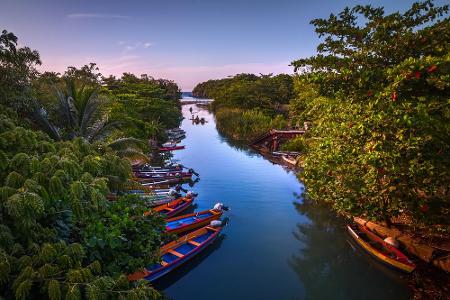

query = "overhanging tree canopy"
[[290, 1, 450, 227]]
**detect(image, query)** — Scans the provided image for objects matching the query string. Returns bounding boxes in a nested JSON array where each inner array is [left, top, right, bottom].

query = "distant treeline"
[[193, 73, 293, 112], [193, 74, 294, 140]]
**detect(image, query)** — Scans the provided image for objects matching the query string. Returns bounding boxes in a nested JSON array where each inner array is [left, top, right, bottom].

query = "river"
[[156, 102, 411, 299]]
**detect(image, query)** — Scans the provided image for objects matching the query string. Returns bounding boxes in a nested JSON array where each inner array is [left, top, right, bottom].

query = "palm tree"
[[54, 79, 120, 142], [30, 80, 150, 162], [105, 137, 150, 164]]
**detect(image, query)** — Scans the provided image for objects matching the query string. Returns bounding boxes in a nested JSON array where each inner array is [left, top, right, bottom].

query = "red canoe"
[[347, 224, 416, 273], [145, 196, 195, 218], [159, 145, 185, 151]]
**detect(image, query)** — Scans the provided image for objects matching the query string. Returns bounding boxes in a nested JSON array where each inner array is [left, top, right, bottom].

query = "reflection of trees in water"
[[187, 104, 256, 155], [289, 198, 410, 300], [215, 123, 261, 156]]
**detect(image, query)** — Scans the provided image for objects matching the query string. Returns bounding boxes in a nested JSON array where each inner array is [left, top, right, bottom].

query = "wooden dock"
[[250, 129, 305, 151]]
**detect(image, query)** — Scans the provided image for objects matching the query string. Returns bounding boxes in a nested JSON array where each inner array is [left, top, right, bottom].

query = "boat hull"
[[128, 226, 222, 282], [148, 197, 195, 218], [133, 171, 192, 180], [281, 155, 298, 165], [133, 177, 184, 185], [165, 209, 222, 234], [159, 145, 185, 151], [347, 224, 415, 273]]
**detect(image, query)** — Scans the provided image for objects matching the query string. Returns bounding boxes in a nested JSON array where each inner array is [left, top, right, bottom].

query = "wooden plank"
[[188, 240, 201, 246], [168, 249, 183, 257]]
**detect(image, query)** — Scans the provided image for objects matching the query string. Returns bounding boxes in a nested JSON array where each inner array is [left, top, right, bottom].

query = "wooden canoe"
[[132, 177, 183, 185], [159, 145, 185, 151], [165, 209, 222, 234], [272, 151, 300, 157], [107, 193, 174, 206], [128, 225, 222, 282], [125, 183, 172, 193], [132, 164, 183, 173], [281, 154, 298, 166], [347, 224, 416, 273], [133, 171, 192, 180], [146, 196, 194, 218]]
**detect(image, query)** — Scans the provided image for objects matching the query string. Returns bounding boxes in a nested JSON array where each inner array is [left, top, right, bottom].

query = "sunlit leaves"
[[6, 192, 44, 222], [215, 108, 287, 141], [290, 2, 449, 227]]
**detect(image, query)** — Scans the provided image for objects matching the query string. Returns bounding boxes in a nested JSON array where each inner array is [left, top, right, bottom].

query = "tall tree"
[[290, 1, 450, 226], [0, 30, 41, 110]]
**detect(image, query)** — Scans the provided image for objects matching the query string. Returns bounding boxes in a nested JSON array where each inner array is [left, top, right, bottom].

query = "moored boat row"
[[126, 126, 228, 283]]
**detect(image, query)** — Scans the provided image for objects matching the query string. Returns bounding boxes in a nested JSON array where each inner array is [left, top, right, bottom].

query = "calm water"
[[157, 102, 411, 300]]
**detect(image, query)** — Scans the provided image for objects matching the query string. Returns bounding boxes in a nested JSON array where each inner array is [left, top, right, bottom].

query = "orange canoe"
[[165, 209, 222, 234], [145, 196, 194, 218]]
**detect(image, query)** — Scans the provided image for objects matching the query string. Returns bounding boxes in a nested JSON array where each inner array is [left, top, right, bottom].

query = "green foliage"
[[193, 73, 293, 112], [0, 30, 41, 110], [0, 111, 163, 299], [105, 73, 182, 141], [280, 136, 307, 152], [82, 195, 164, 274], [47, 280, 61, 300], [30, 79, 121, 143], [1, 28, 180, 299], [215, 108, 287, 141], [290, 1, 450, 228], [193, 73, 293, 141]]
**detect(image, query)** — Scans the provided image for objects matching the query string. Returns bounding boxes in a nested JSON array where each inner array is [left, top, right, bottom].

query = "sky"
[[1, 0, 446, 90]]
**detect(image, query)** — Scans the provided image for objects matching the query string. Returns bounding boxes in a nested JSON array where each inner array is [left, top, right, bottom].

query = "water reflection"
[[289, 198, 411, 300], [161, 102, 411, 300], [215, 127, 257, 154]]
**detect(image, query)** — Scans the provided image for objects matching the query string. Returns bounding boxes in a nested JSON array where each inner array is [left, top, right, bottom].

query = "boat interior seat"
[[188, 240, 201, 246], [168, 249, 183, 257]]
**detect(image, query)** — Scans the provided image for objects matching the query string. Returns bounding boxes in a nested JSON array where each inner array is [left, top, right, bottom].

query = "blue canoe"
[[128, 225, 222, 282]]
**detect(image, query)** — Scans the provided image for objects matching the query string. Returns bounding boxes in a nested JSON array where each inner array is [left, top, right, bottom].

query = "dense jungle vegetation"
[[193, 1, 450, 232], [0, 29, 182, 299], [192, 74, 293, 140]]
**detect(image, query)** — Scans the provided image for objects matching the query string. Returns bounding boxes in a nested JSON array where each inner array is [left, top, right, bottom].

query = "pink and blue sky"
[[1, 0, 444, 90]]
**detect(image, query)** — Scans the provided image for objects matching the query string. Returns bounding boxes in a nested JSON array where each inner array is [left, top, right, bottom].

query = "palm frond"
[[54, 85, 76, 130], [79, 97, 101, 137], [87, 120, 121, 143], [116, 149, 150, 163], [78, 86, 100, 128], [107, 138, 145, 151], [28, 102, 61, 141]]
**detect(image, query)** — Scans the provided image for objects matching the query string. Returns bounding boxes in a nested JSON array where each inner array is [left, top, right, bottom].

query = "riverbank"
[[203, 102, 450, 299], [160, 103, 412, 300], [353, 218, 450, 299]]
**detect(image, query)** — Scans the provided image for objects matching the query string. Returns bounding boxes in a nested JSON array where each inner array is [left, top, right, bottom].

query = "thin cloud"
[[67, 13, 129, 19], [120, 42, 153, 53]]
